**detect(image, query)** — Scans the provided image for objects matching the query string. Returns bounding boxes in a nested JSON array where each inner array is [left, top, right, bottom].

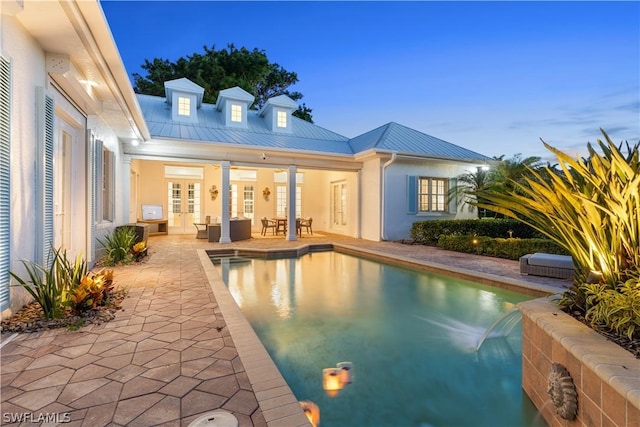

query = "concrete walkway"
[[1, 233, 569, 426]]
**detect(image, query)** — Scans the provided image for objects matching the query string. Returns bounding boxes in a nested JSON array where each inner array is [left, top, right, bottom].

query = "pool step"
[[209, 255, 253, 265]]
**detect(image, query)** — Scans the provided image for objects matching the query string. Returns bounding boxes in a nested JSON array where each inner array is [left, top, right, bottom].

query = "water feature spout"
[[475, 308, 522, 352]]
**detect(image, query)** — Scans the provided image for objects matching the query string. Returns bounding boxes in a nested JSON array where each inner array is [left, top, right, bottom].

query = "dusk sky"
[[101, 1, 640, 161]]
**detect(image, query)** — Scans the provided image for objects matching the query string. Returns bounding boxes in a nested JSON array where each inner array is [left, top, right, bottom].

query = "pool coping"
[[198, 243, 568, 427]]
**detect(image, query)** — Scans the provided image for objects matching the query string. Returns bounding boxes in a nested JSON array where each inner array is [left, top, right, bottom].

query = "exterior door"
[[54, 123, 74, 251], [167, 180, 202, 233]]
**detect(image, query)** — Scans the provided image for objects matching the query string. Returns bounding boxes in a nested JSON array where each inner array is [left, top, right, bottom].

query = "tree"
[[133, 44, 314, 122], [449, 166, 494, 218]]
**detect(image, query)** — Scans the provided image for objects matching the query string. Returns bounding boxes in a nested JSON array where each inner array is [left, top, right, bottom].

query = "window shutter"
[[93, 138, 104, 224], [35, 87, 55, 267], [406, 175, 417, 214], [0, 56, 11, 310], [448, 178, 458, 214]]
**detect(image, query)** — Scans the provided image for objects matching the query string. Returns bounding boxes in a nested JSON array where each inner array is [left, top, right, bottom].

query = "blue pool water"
[[215, 251, 546, 427]]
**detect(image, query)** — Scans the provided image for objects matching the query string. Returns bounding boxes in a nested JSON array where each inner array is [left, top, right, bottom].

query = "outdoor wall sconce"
[[263, 187, 271, 201], [209, 185, 219, 201]]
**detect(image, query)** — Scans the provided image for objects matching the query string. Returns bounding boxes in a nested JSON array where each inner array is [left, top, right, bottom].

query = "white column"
[[220, 161, 231, 243], [120, 155, 132, 224], [286, 165, 297, 241]]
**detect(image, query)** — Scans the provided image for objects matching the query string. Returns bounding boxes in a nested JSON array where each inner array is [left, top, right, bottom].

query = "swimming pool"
[[215, 251, 546, 427]]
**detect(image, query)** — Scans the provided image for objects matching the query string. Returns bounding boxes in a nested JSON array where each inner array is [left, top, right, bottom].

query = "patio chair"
[[194, 223, 208, 239], [299, 217, 313, 235], [261, 217, 277, 236]]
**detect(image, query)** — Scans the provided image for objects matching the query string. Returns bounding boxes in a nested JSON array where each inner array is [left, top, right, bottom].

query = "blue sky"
[[101, 1, 639, 160]]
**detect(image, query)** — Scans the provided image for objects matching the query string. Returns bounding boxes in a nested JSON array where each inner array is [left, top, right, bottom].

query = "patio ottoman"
[[519, 253, 574, 279]]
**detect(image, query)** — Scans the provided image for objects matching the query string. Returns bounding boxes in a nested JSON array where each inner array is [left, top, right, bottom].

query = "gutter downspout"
[[380, 152, 397, 241]]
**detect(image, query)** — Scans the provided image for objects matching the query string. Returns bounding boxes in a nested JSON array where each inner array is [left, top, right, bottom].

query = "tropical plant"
[[448, 166, 494, 218], [98, 227, 136, 265], [67, 269, 114, 315], [131, 241, 147, 262], [10, 247, 68, 319], [473, 129, 640, 340]]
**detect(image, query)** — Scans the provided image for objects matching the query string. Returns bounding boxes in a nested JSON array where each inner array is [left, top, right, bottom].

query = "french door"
[[167, 180, 202, 233], [54, 122, 74, 252]]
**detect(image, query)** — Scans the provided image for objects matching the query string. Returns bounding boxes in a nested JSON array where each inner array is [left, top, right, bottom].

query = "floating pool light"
[[299, 400, 320, 427], [337, 361, 353, 384], [322, 368, 342, 394]]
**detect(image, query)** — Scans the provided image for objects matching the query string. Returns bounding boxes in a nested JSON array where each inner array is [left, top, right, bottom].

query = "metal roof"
[[137, 94, 354, 155], [138, 93, 492, 162], [349, 122, 493, 161]]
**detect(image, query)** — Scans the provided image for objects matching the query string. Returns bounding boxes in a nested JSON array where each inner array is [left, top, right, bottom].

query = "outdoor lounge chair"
[[261, 217, 277, 236]]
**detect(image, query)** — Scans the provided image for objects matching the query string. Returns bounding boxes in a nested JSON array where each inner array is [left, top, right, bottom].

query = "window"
[[276, 185, 287, 217], [275, 185, 302, 218], [178, 96, 190, 116], [332, 182, 347, 226], [231, 104, 242, 122], [277, 111, 287, 128], [418, 177, 447, 212], [101, 147, 115, 221], [229, 184, 238, 217]]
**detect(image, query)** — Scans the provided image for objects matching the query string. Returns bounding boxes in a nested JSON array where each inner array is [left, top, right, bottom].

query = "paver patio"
[[1, 233, 568, 426]]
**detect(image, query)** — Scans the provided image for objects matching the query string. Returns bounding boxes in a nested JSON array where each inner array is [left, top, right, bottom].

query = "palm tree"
[[449, 166, 494, 218]]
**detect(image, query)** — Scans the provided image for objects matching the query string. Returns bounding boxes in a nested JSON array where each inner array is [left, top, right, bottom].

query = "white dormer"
[[259, 95, 298, 134], [216, 87, 255, 129], [164, 78, 204, 123]]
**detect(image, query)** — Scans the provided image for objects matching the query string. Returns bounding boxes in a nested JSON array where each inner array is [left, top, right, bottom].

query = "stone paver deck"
[[1, 233, 569, 426]]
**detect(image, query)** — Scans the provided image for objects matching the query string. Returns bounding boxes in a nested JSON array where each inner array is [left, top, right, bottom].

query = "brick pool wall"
[[519, 299, 640, 427]]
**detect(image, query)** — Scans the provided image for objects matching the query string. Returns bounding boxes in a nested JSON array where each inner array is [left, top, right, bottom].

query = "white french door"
[[167, 180, 202, 233]]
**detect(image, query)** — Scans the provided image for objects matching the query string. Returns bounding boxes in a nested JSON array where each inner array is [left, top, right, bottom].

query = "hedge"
[[437, 235, 568, 260], [410, 218, 543, 245]]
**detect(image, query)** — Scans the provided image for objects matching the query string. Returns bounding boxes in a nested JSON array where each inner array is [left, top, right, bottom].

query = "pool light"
[[322, 368, 342, 394]]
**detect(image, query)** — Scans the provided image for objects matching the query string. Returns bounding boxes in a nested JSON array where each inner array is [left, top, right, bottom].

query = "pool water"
[[215, 251, 546, 427]]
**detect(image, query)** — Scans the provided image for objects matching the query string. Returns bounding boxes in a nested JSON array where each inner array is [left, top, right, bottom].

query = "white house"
[[1, 0, 491, 318]]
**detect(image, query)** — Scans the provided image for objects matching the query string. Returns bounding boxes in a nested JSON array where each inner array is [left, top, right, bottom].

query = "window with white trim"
[[231, 104, 242, 122], [178, 96, 190, 116], [418, 177, 448, 212], [276, 185, 287, 217], [277, 111, 287, 128]]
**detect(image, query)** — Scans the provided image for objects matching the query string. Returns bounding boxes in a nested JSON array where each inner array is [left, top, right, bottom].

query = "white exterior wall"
[[2, 13, 49, 316], [360, 158, 382, 241], [383, 159, 480, 241], [1, 9, 137, 317]]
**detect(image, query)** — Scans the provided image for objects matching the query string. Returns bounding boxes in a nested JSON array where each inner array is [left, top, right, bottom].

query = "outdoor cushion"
[[527, 253, 573, 269]]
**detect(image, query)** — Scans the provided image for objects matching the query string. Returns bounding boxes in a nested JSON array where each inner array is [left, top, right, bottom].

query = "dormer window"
[[231, 104, 242, 122], [277, 111, 287, 128], [259, 94, 298, 133], [216, 87, 254, 128], [178, 96, 191, 117], [164, 78, 204, 124]]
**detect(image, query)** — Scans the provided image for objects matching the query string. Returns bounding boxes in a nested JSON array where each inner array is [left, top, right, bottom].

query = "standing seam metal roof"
[[137, 93, 492, 162]]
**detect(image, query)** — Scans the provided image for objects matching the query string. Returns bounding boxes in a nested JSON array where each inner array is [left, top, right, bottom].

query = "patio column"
[[220, 161, 231, 243], [120, 155, 132, 224], [286, 165, 297, 241]]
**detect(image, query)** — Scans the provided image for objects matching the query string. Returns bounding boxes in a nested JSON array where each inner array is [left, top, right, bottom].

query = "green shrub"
[[410, 218, 542, 245], [98, 227, 136, 265], [583, 274, 640, 340], [437, 235, 567, 260]]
